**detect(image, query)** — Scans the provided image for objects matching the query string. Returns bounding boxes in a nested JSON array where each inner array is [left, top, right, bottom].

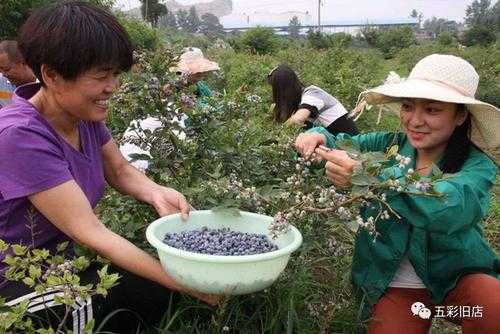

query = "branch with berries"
[[268, 139, 444, 241]]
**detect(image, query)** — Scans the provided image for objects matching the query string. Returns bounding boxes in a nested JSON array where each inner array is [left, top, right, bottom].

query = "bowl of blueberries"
[[146, 210, 302, 295]]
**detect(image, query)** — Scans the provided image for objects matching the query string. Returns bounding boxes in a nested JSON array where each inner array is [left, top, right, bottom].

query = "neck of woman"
[[415, 145, 446, 176], [29, 87, 79, 136]]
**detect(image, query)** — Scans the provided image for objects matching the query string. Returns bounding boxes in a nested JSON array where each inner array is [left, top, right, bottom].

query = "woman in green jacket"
[[295, 54, 499, 334]]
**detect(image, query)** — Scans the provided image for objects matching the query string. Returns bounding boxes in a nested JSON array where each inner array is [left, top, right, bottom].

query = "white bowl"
[[146, 210, 302, 295]]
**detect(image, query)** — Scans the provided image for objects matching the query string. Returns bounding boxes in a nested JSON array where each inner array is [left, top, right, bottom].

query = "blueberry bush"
[[1, 22, 498, 334], [96, 44, 498, 333]]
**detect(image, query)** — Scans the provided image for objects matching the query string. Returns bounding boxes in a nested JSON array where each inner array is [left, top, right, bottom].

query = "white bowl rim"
[[146, 210, 303, 263]]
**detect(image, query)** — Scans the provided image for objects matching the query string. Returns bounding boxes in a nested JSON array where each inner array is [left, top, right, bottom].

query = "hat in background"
[[170, 47, 220, 75]]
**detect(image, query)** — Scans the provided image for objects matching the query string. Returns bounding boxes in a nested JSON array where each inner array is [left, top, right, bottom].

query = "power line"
[[318, 0, 321, 31]]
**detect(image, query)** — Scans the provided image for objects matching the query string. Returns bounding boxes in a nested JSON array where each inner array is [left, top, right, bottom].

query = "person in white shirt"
[[267, 64, 358, 136], [119, 47, 219, 172]]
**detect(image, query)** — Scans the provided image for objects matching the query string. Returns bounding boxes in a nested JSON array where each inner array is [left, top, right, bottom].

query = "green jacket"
[[309, 128, 500, 319], [195, 81, 213, 108]]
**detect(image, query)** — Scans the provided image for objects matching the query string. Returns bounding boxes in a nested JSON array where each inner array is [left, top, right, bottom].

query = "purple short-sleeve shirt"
[[0, 83, 112, 288]]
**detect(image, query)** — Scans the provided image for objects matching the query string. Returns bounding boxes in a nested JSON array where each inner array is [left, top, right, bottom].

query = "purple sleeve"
[[0, 126, 73, 200], [96, 121, 112, 146]]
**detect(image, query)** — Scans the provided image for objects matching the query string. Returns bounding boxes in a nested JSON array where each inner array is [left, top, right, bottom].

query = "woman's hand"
[[149, 186, 191, 220], [187, 290, 222, 306], [314, 147, 360, 188], [294, 132, 327, 159], [285, 108, 310, 127]]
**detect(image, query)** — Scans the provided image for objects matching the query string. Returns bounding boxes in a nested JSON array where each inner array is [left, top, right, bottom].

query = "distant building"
[[222, 17, 419, 35]]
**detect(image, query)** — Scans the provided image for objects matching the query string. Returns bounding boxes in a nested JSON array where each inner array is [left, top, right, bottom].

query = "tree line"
[[139, 0, 224, 36]]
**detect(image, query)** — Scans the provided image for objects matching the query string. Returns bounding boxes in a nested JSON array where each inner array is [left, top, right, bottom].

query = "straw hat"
[[356, 54, 500, 155], [170, 47, 220, 75]]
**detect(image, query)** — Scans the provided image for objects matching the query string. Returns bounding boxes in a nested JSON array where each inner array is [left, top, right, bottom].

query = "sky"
[[115, 0, 473, 25]]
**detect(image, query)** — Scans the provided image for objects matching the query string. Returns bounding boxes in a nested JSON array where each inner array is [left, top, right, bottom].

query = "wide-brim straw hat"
[[170, 47, 220, 75], [356, 54, 500, 160]]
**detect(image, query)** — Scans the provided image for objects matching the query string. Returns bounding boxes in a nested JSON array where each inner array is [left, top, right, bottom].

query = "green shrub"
[[396, 42, 460, 74], [360, 26, 381, 47], [307, 31, 353, 49], [306, 30, 331, 49], [376, 27, 417, 58], [238, 27, 279, 54], [118, 16, 159, 50], [330, 32, 353, 48], [437, 31, 457, 46], [462, 25, 497, 46], [159, 27, 213, 49]]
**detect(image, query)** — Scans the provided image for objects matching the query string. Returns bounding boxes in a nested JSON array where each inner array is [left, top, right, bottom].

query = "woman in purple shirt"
[[0, 1, 215, 332]]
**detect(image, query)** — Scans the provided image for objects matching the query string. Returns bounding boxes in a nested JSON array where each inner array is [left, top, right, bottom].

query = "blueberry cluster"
[[162, 227, 279, 256]]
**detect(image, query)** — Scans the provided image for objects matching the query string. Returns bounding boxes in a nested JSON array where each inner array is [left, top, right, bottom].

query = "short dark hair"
[[267, 64, 304, 123], [18, 1, 133, 85], [0, 40, 22, 63]]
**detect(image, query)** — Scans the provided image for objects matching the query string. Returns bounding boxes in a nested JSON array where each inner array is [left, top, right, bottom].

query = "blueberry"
[[162, 226, 278, 256]]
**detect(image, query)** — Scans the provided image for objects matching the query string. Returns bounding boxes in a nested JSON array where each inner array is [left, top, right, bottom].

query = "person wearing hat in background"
[[168, 46, 219, 106], [267, 64, 358, 136], [120, 47, 220, 172], [295, 54, 499, 334]]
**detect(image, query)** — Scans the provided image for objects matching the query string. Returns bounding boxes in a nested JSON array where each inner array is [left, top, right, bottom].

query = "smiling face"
[[400, 98, 467, 157], [48, 66, 120, 122]]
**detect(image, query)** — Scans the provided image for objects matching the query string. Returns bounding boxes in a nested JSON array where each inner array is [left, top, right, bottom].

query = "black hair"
[[440, 104, 472, 173], [18, 1, 133, 85], [267, 64, 304, 123]]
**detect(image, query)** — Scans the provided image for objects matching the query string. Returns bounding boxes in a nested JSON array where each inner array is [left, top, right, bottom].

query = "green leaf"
[[350, 174, 380, 186], [29, 265, 41, 280], [351, 185, 369, 195], [96, 286, 108, 296], [386, 145, 399, 158], [36, 328, 56, 334], [0, 239, 8, 252], [3, 255, 16, 266], [22, 277, 35, 287], [73, 256, 90, 271], [32, 249, 50, 260], [268, 103, 275, 114], [366, 163, 382, 175], [128, 153, 152, 162], [346, 220, 360, 233], [56, 241, 69, 253], [46, 275, 62, 286], [100, 273, 120, 290], [12, 244, 27, 256], [352, 164, 364, 176], [361, 152, 388, 164], [336, 139, 361, 156], [98, 264, 109, 278], [84, 319, 96, 333]]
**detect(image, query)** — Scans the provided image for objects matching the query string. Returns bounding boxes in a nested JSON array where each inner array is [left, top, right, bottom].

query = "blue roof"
[[222, 17, 418, 29]]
